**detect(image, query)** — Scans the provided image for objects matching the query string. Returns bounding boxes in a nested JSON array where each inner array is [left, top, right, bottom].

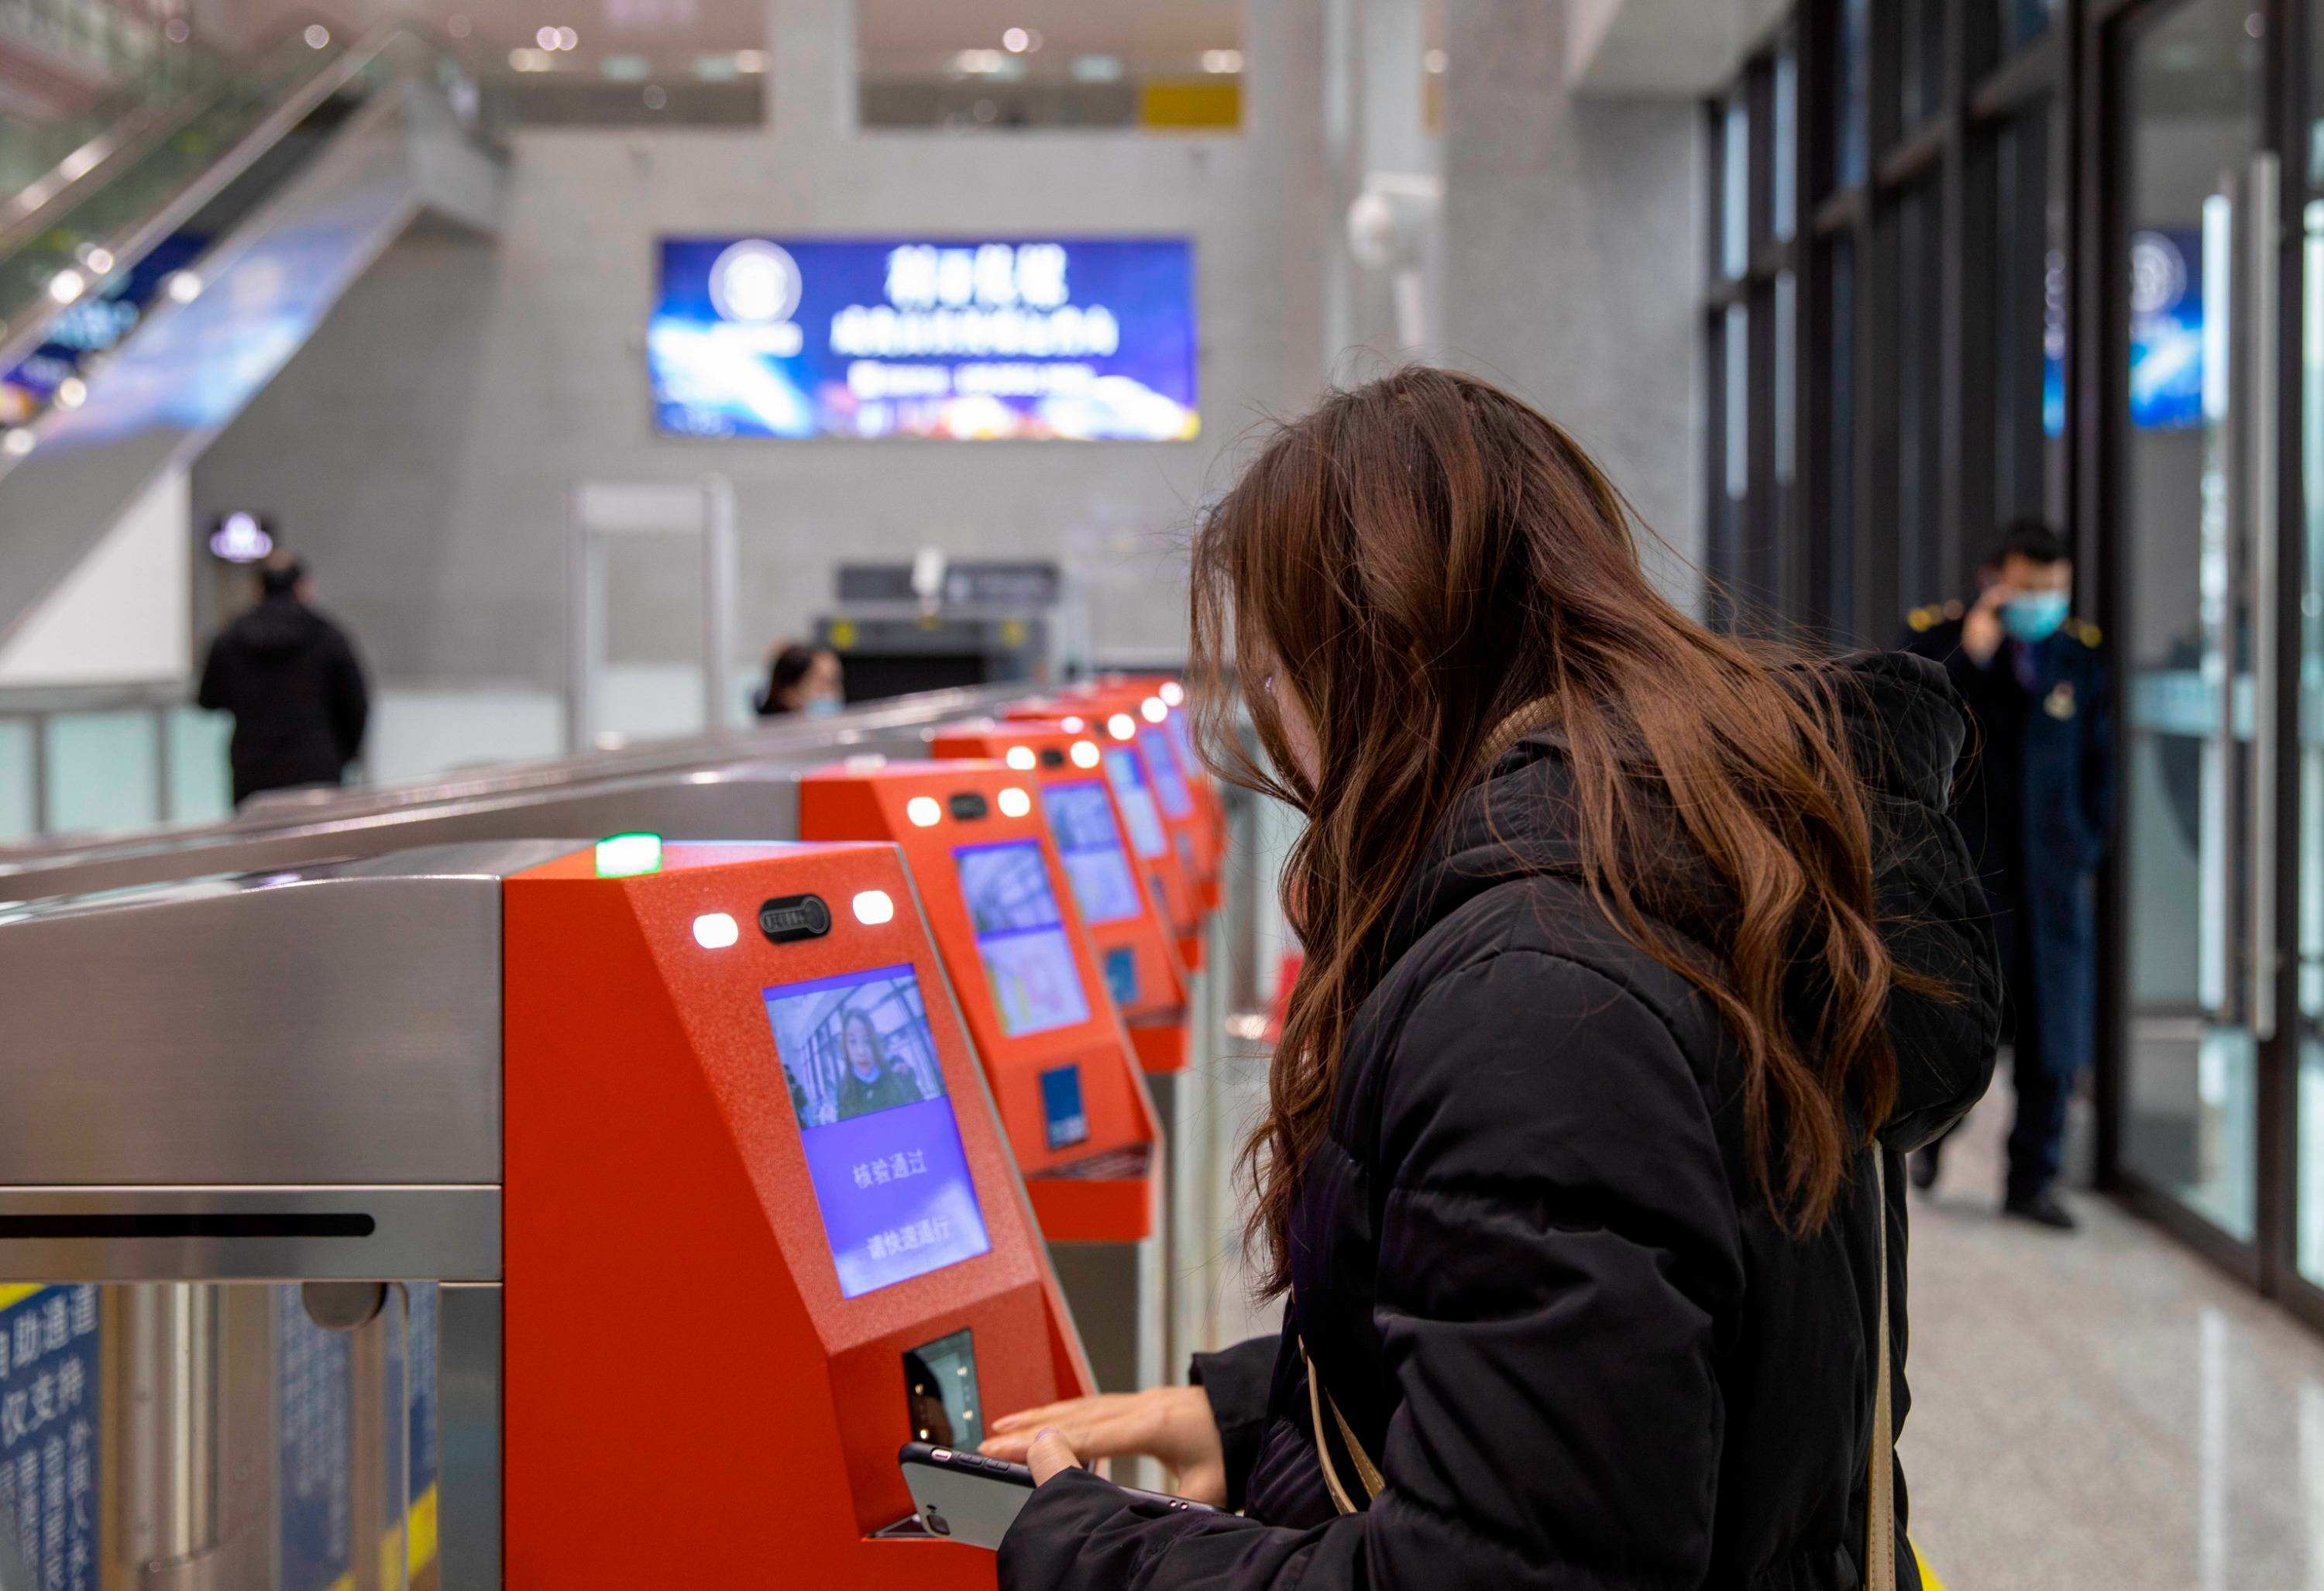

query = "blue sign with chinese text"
[[651, 237, 1198, 441], [0, 1286, 100, 1591]]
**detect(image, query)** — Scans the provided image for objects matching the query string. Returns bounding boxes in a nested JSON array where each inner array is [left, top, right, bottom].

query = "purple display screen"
[[764, 964, 992, 1298], [1138, 728, 1195, 820], [954, 840, 1092, 1037]]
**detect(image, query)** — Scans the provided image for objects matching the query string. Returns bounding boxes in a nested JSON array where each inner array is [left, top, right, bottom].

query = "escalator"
[[0, 19, 504, 649]]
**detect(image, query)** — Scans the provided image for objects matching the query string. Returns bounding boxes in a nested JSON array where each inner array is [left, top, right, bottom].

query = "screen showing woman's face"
[[844, 1016, 882, 1080]]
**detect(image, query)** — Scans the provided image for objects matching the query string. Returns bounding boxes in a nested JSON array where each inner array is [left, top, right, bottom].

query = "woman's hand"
[[982, 1386, 1227, 1504]]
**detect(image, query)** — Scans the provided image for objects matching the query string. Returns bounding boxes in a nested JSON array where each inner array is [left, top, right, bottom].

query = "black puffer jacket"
[[196, 595, 370, 806], [1000, 652, 2002, 1590]]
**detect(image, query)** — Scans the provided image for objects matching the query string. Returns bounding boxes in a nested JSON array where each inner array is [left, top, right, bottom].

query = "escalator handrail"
[[0, 19, 472, 375]]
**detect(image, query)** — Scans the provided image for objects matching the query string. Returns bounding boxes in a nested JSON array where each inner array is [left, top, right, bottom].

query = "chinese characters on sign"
[[851, 1149, 930, 1188], [0, 1286, 99, 1591], [866, 1216, 956, 1262]]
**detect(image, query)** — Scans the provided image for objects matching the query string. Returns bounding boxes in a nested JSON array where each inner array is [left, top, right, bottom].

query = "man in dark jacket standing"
[[197, 552, 370, 806], [1901, 521, 2114, 1229]]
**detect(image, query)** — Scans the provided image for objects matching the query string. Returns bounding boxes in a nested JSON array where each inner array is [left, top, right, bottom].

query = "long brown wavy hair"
[[1192, 369, 1911, 1297]]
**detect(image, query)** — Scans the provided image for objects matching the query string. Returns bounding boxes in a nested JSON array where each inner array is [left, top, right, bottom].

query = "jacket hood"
[[233, 594, 329, 657], [1374, 650, 2002, 1149]]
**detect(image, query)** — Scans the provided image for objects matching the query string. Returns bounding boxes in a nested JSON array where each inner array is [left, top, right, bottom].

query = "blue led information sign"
[[651, 236, 1198, 440]]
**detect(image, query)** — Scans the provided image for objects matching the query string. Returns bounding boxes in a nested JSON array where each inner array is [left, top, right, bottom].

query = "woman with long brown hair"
[[982, 369, 2000, 1589]]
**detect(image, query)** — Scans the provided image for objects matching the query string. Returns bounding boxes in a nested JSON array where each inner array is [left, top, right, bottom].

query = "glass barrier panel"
[[43, 710, 157, 837]]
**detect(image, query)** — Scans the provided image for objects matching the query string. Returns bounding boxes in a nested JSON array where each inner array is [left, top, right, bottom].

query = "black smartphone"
[[897, 1442, 1219, 1548]]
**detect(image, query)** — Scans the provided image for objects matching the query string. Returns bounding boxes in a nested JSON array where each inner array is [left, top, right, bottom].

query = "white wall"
[[1441, 0, 1705, 603], [0, 468, 190, 686]]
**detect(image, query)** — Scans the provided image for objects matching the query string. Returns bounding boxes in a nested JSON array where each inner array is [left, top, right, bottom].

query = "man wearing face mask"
[[1901, 521, 2113, 1230]]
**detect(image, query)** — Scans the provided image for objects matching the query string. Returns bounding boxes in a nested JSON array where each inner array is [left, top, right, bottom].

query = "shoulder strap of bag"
[[1302, 1340, 1383, 1514], [1870, 1148, 1897, 1589], [1301, 1152, 1898, 1589]]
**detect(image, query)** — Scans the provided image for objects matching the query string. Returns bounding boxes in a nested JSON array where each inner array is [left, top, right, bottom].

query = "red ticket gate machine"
[[1057, 681, 1224, 914], [796, 761, 1168, 1401], [1004, 696, 1206, 970], [927, 719, 1191, 1075], [507, 840, 1094, 1586]]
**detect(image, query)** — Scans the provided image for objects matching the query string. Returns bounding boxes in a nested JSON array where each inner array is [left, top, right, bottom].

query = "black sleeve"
[[998, 951, 1747, 1589], [325, 628, 370, 765], [1188, 1334, 1280, 1513], [195, 635, 230, 713]]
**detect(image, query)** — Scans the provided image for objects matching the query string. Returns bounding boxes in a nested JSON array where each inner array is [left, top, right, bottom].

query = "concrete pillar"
[[1440, 0, 1705, 603]]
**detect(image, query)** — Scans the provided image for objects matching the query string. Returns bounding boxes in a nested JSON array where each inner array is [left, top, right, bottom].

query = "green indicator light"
[[594, 833, 663, 878]]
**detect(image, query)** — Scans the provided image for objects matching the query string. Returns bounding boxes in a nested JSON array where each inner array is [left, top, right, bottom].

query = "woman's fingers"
[[1026, 1427, 1080, 1486], [988, 1396, 1100, 1435]]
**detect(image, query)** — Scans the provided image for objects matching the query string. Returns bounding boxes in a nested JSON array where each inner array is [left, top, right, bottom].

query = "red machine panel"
[[798, 764, 1164, 1244], [504, 840, 1094, 1589], [927, 719, 1191, 1074], [1065, 679, 1224, 912]]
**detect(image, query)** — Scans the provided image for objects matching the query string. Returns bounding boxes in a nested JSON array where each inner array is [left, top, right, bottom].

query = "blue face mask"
[[803, 696, 842, 718], [2002, 592, 2070, 644]]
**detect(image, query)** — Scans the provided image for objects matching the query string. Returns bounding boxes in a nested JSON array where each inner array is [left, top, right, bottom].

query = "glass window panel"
[[166, 706, 233, 825], [1725, 303, 1750, 507], [1827, 239, 1858, 633], [2123, 0, 2264, 1243], [0, 720, 33, 842], [43, 709, 159, 837], [1994, 102, 2067, 524], [1899, 0, 1945, 129], [1895, 182, 1943, 616], [1776, 270, 1798, 486], [1724, 95, 1750, 277], [1834, 0, 1869, 191], [1773, 49, 1797, 242], [1999, 0, 2061, 54]]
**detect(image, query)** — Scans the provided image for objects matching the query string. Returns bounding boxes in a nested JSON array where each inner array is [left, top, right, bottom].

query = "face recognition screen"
[[954, 840, 1092, 1037], [764, 964, 992, 1297], [1044, 780, 1143, 926], [1102, 748, 1170, 860], [1137, 729, 1195, 820]]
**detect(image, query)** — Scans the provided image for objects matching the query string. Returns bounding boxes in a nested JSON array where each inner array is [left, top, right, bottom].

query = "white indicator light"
[[164, 270, 202, 303], [692, 912, 739, 949], [1141, 697, 1167, 723], [853, 889, 896, 925], [1005, 745, 1037, 771], [1069, 740, 1100, 768], [906, 796, 942, 827], [1159, 681, 1185, 706], [594, 832, 662, 877], [843, 753, 888, 772], [999, 786, 1033, 818], [47, 270, 84, 304], [1060, 715, 1085, 732], [1107, 713, 1136, 741]]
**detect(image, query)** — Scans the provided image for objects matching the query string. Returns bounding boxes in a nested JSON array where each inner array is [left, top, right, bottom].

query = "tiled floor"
[[1187, 1057, 2324, 1588], [1903, 1084, 2324, 1589]]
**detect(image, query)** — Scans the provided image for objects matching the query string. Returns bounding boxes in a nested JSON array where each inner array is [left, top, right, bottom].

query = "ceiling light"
[[1202, 49, 1244, 74], [81, 246, 113, 273], [1003, 26, 1030, 52], [304, 24, 330, 47], [955, 49, 1007, 74], [511, 47, 552, 70], [1071, 54, 1123, 83], [1425, 48, 1448, 73], [555, 26, 578, 50], [536, 26, 559, 49]]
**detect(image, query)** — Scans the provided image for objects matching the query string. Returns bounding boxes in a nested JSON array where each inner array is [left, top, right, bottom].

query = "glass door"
[[2115, 0, 2274, 1248]]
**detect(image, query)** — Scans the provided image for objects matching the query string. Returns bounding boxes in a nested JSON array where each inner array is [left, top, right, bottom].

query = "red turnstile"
[[797, 762, 1163, 1245], [503, 840, 1094, 1588], [927, 719, 1192, 1074]]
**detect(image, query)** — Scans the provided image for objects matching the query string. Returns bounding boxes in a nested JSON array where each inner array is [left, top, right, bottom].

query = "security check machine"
[[927, 719, 1191, 1076], [0, 840, 1095, 1589], [797, 761, 1167, 1404]]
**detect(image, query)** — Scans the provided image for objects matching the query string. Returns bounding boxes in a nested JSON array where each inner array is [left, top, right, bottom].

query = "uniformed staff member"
[[1901, 520, 2113, 1230]]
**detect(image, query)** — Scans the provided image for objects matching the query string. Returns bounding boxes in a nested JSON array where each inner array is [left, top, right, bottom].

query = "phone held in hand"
[[898, 1441, 1219, 1548]]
